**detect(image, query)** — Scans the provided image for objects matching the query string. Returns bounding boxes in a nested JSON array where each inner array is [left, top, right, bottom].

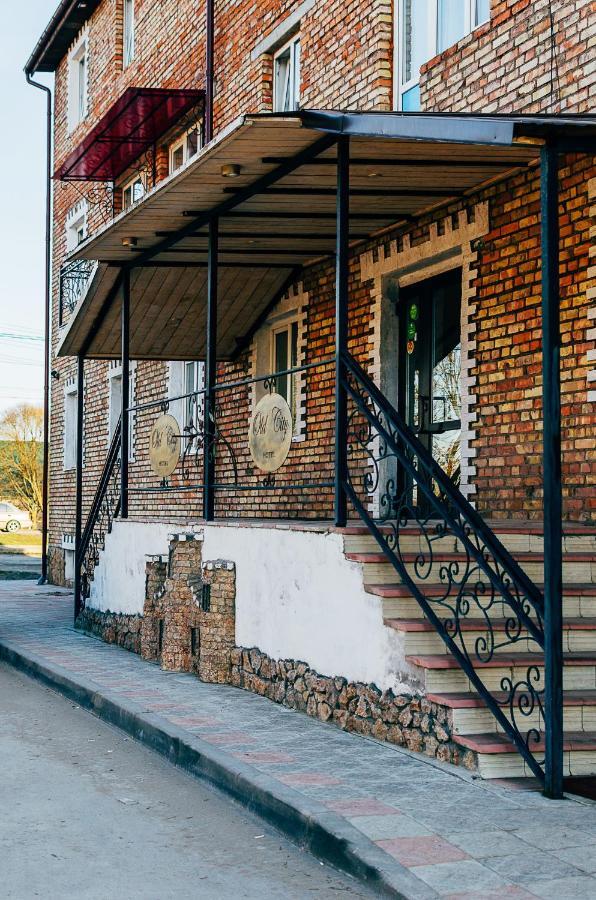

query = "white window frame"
[[63, 381, 79, 471], [68, 33, 89, 131], [166, 361, 205, 448], [65, 200, 88, 253], [107, 360, 136, 460], [273, 34, 301, 112], [252, 290, 307, 441], [395, 0, 490, 110], [168, 123, 203, 175], [270, 320, 299, 421], [121, 172, 146, 210], [123, 0, 135, 68]]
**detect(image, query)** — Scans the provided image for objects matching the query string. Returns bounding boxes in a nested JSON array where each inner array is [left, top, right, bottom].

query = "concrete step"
[[367, 583, 596, 621], [342, 524, 596, 556], [386, 617, 596, 655], [428, 689, 596, 736], [453, 731, 596, 779], [406, 651, 596, 693], [346, 551, 596, 585]]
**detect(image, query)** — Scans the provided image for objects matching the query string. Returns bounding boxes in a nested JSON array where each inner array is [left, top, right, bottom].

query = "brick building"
[[26, 0, 595, 794]]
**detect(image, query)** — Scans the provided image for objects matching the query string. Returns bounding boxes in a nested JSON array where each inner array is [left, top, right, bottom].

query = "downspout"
[[25, 69, 52, 585], [205, 0, 214, 143]]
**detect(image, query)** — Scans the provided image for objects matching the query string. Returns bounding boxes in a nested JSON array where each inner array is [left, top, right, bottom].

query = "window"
[[68, 35, 88, 130], [273, 35, 300, 112], [166, 361, 205, 441], [396, 0, 489, 110], [271, 321, 298, 416], [123, 0, 135, 67], [108, 362, 135, 459], [64, 382, 79, 471], [251, 292, 306, 440], [66, 201, 87, 253], [122, 173, 145, 210], [169, 123, 203, 174]]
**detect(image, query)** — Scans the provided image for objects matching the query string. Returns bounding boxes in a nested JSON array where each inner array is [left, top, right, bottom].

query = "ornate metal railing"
[[341, 350, 547, 782], [79, 418, 122, 606], [59, 259, 97, 327]]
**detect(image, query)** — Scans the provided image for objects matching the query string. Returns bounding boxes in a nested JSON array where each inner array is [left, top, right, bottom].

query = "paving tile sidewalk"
[[2, 582, 596, 899]]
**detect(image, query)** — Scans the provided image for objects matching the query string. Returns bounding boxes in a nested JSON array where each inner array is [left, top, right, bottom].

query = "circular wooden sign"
[[248, 392, 293, 473], [149, 413, 181, 478]]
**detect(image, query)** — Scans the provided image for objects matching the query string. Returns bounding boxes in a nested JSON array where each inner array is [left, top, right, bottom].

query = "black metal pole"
[[73, 355, 85, 622], [541, 144, 563, 799], [121, 269, 131, 518], [205, 0, 214, 143], [334, 136, 350, 527], [204, 217, 218, 520], [25, 72, 52, 584]]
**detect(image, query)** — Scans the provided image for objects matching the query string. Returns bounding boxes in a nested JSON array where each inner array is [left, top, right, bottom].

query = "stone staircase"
[[342, 521, 596, 780]]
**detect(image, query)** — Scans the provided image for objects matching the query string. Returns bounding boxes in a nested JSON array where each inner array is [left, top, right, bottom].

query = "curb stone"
[[0, 636, 438, 900]]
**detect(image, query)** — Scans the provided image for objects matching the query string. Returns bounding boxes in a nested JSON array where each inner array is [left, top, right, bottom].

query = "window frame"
[[270, 319, 299, 419], [68, 33, 89, 131], [168, 122, 204, 175], [65, 201, 88, 253], [107, 361, 135, 460], [273, 34, 301, 113], [121, 172, 146, 210], [123, 0, 135, 68], [63, 381, 79, 471], [395, 0, 489, 111]]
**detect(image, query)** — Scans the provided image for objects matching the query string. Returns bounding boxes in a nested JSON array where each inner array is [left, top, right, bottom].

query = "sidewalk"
[[1, 582, 596, 899]]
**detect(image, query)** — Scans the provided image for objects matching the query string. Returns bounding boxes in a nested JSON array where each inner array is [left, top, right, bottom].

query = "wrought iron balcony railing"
[[59, 259, 97, 327]]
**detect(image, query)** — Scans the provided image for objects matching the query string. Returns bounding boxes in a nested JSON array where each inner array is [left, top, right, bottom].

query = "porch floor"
[[2, 581, 596, 898]]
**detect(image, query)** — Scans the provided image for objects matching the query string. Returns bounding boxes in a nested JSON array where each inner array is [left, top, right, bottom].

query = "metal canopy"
[[54, 88, 204, 182], [57, 111, 595, 362]]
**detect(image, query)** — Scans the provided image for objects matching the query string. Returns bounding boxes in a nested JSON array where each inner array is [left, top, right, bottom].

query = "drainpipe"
[[25, 70, 52, 585], [205, 0, 214, 143]]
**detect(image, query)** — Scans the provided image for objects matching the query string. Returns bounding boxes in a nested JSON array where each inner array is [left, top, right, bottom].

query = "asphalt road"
[[0, 662, 373, 900]]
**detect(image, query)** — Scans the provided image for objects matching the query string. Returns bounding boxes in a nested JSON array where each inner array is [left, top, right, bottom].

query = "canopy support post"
[[121, 268, 130, 519], [204, 217, 218, 521], [334, 135, 350, 527], [541, 144, 563, 800], [74, 354, 85, 622]]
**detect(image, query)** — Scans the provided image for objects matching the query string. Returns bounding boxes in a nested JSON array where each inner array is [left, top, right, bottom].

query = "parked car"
[[0, 502, 33, 532]]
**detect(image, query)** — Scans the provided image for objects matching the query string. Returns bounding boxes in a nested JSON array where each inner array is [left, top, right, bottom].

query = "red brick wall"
[[420, 0, 595, 113], [44, 0, 595, 580]]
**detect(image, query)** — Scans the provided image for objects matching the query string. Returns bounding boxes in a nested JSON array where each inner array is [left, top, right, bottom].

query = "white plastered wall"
[[360, 203, 489, 503], [89, 518, 420, 692]]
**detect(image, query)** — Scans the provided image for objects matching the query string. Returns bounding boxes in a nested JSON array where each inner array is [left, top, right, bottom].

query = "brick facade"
[[40, 0, 595, 583]]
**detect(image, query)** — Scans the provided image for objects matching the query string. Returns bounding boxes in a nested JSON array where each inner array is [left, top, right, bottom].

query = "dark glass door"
[[398, 269, 462, 513]]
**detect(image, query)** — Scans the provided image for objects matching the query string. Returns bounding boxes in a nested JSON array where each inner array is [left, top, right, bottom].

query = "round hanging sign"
[[149, 413, 181, 478], [248, 392, 293, 473]]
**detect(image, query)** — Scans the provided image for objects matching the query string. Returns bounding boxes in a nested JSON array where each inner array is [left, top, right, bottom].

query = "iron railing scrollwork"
[[79, 418, 122, 607], [59, 259, 97, 326], [341, 350, 547, 782]]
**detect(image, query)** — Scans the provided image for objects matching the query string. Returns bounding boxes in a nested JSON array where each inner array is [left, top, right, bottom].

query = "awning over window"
[[56, 111, 595, 362], [54, 87, 204, 182]]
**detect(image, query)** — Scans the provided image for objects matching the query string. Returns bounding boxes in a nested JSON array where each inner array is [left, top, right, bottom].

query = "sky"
[[0, 1, 54, 417]]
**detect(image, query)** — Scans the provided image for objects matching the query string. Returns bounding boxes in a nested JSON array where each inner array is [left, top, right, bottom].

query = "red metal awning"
[[54, 87, 204, 182]]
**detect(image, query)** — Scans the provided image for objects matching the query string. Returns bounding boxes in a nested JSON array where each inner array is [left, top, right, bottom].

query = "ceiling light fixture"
[[221, 163, 242, 178], [122, 236, 138, 248]]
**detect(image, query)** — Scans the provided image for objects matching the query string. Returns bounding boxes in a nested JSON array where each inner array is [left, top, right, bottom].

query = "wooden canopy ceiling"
[[56, 111, 594, 361]]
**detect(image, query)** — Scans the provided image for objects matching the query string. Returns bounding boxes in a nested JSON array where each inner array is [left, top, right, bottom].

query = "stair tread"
[[427, 689, 596, 709], [453, 730, 596, 754], [347, 551, 595, 563], [340, 521, 596, 536], [366, 582, 596, 598], [407, 651, 596, 669], [386, 616, 596, 633]]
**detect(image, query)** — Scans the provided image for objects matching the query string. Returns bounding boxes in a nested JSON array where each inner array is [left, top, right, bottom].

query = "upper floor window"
[[65, 201, 88, 253], [272, 321, 298, 417], [397, 0, 490, 110], [169, 123, 203, 175], [123, 0, 135, 67], [122, 173, 145, 210], [68, 34, 89, 131], [273, 35, 301, 112]]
